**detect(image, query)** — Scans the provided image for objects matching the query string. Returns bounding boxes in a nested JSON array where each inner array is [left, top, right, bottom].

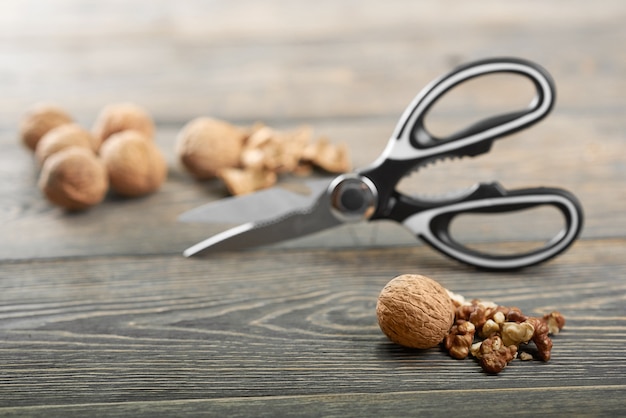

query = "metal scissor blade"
[[179, 179, 333, 225], [182, 184, 342, 257]]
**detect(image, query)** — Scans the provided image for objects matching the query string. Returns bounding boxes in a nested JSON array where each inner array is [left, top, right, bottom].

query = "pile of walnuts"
[[21, 104, 351, 210], [176, 117, 351, 196], [20, 102, 167, 211], [376, 274, 566, 375], [444, 292, 565, 374]]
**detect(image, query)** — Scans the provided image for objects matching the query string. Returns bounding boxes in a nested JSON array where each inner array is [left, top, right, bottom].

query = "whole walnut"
[[35, 123, 98, 165], [20, 103, 73, 151], [38, 147, 108, 211], [176, 117, 246, 180], [376, 274, 455, 349], [92, 102, 155, 148], [99, 130, 167, 197]]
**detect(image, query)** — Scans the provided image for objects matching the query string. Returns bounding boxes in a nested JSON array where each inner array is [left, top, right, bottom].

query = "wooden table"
[[1, 1, 625, 415]]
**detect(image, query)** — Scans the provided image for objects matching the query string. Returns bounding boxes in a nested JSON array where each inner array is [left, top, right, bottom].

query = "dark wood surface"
[[1, 1, 625, 416]]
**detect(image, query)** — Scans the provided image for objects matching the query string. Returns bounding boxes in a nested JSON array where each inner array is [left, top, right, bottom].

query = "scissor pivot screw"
[[329, 174, 378, 222]]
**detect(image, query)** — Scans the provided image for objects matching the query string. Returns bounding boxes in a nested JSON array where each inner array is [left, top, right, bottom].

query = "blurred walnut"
[[20, 103, 73, 151], [100, 130, 167, 197], [241, 125, 312, 174], [38, 146, 108, 211], [92, 102, 155, 148], [35, 123, 98, 165], [176, 117, 246, 180]]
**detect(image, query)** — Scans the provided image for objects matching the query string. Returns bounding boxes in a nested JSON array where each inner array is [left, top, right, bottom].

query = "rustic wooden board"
[[0, 0, 624, 415], [0, 239, 625, 414]]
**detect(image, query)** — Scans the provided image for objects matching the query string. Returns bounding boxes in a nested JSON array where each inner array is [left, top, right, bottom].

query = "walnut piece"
[[479, 335, 518, 374], [20, 103, 73, 151], [543, 311, 566, 335], [218, 167, 277, 196], [444, 320, 476, 359], [377, 274, 455, 349], [527, 316, 553, 361], [241, 125, 313, 174], [38, 146, 108, 211], [501, 321, 535, 347], [303, 136, 352, 173], [445, 295, 565, 373], [99, 130, 168, 197]]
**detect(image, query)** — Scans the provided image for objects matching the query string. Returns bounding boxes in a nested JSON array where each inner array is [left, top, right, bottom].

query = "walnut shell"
[[303, 137, 351, 173], [99, 130, 167, 197], [218, 167, 277, 196], [35, 123, 98, 165], [20, 103, 73, 151], [38, 146, 108, 211], [376, 274, 455, 349], [175, 117, 246, 180], [92, 102, 155, 148]]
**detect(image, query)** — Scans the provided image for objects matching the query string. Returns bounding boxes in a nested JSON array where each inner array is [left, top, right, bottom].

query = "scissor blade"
[[183, 184, 342, 257], [179, 179, 332, 225]]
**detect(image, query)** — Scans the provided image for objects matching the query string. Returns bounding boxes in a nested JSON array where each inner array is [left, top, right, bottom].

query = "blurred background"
[[1, 0, 624, 257]]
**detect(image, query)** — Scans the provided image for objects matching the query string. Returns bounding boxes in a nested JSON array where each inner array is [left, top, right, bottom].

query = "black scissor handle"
[[394, 183, 584, 270], [361, 58, 557, 217], [369, 58, 555, 168]]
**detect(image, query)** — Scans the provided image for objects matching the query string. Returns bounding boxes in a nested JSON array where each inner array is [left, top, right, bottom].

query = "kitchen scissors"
[[180, 57, 583, 270]]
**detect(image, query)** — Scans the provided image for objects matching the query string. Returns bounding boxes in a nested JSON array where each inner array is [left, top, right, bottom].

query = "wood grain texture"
[[1, 240, 625, 413], [0, 0, 625, 415]]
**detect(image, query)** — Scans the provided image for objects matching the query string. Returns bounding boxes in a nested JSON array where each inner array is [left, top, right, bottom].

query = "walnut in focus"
[[444, 293, 566, 373], [92, 102, 155, 148], [376, 274, 455, 349], [478, 335, 518, 374], [100, 130, 167, 197], [20, 103, 73, 151], [35, 123, 98, 165], [176, 117, 246, 180], [444, 320, 476, 359], [38, 146, 108, 211]]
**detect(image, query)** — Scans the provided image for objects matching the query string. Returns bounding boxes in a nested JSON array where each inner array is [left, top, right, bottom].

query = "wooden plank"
[[0, 0, 624, 125], [0, 1, 623, 260], [0, 239, 624, 409], [1, 112, 624, 260], [1, 386, 625, 417]]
